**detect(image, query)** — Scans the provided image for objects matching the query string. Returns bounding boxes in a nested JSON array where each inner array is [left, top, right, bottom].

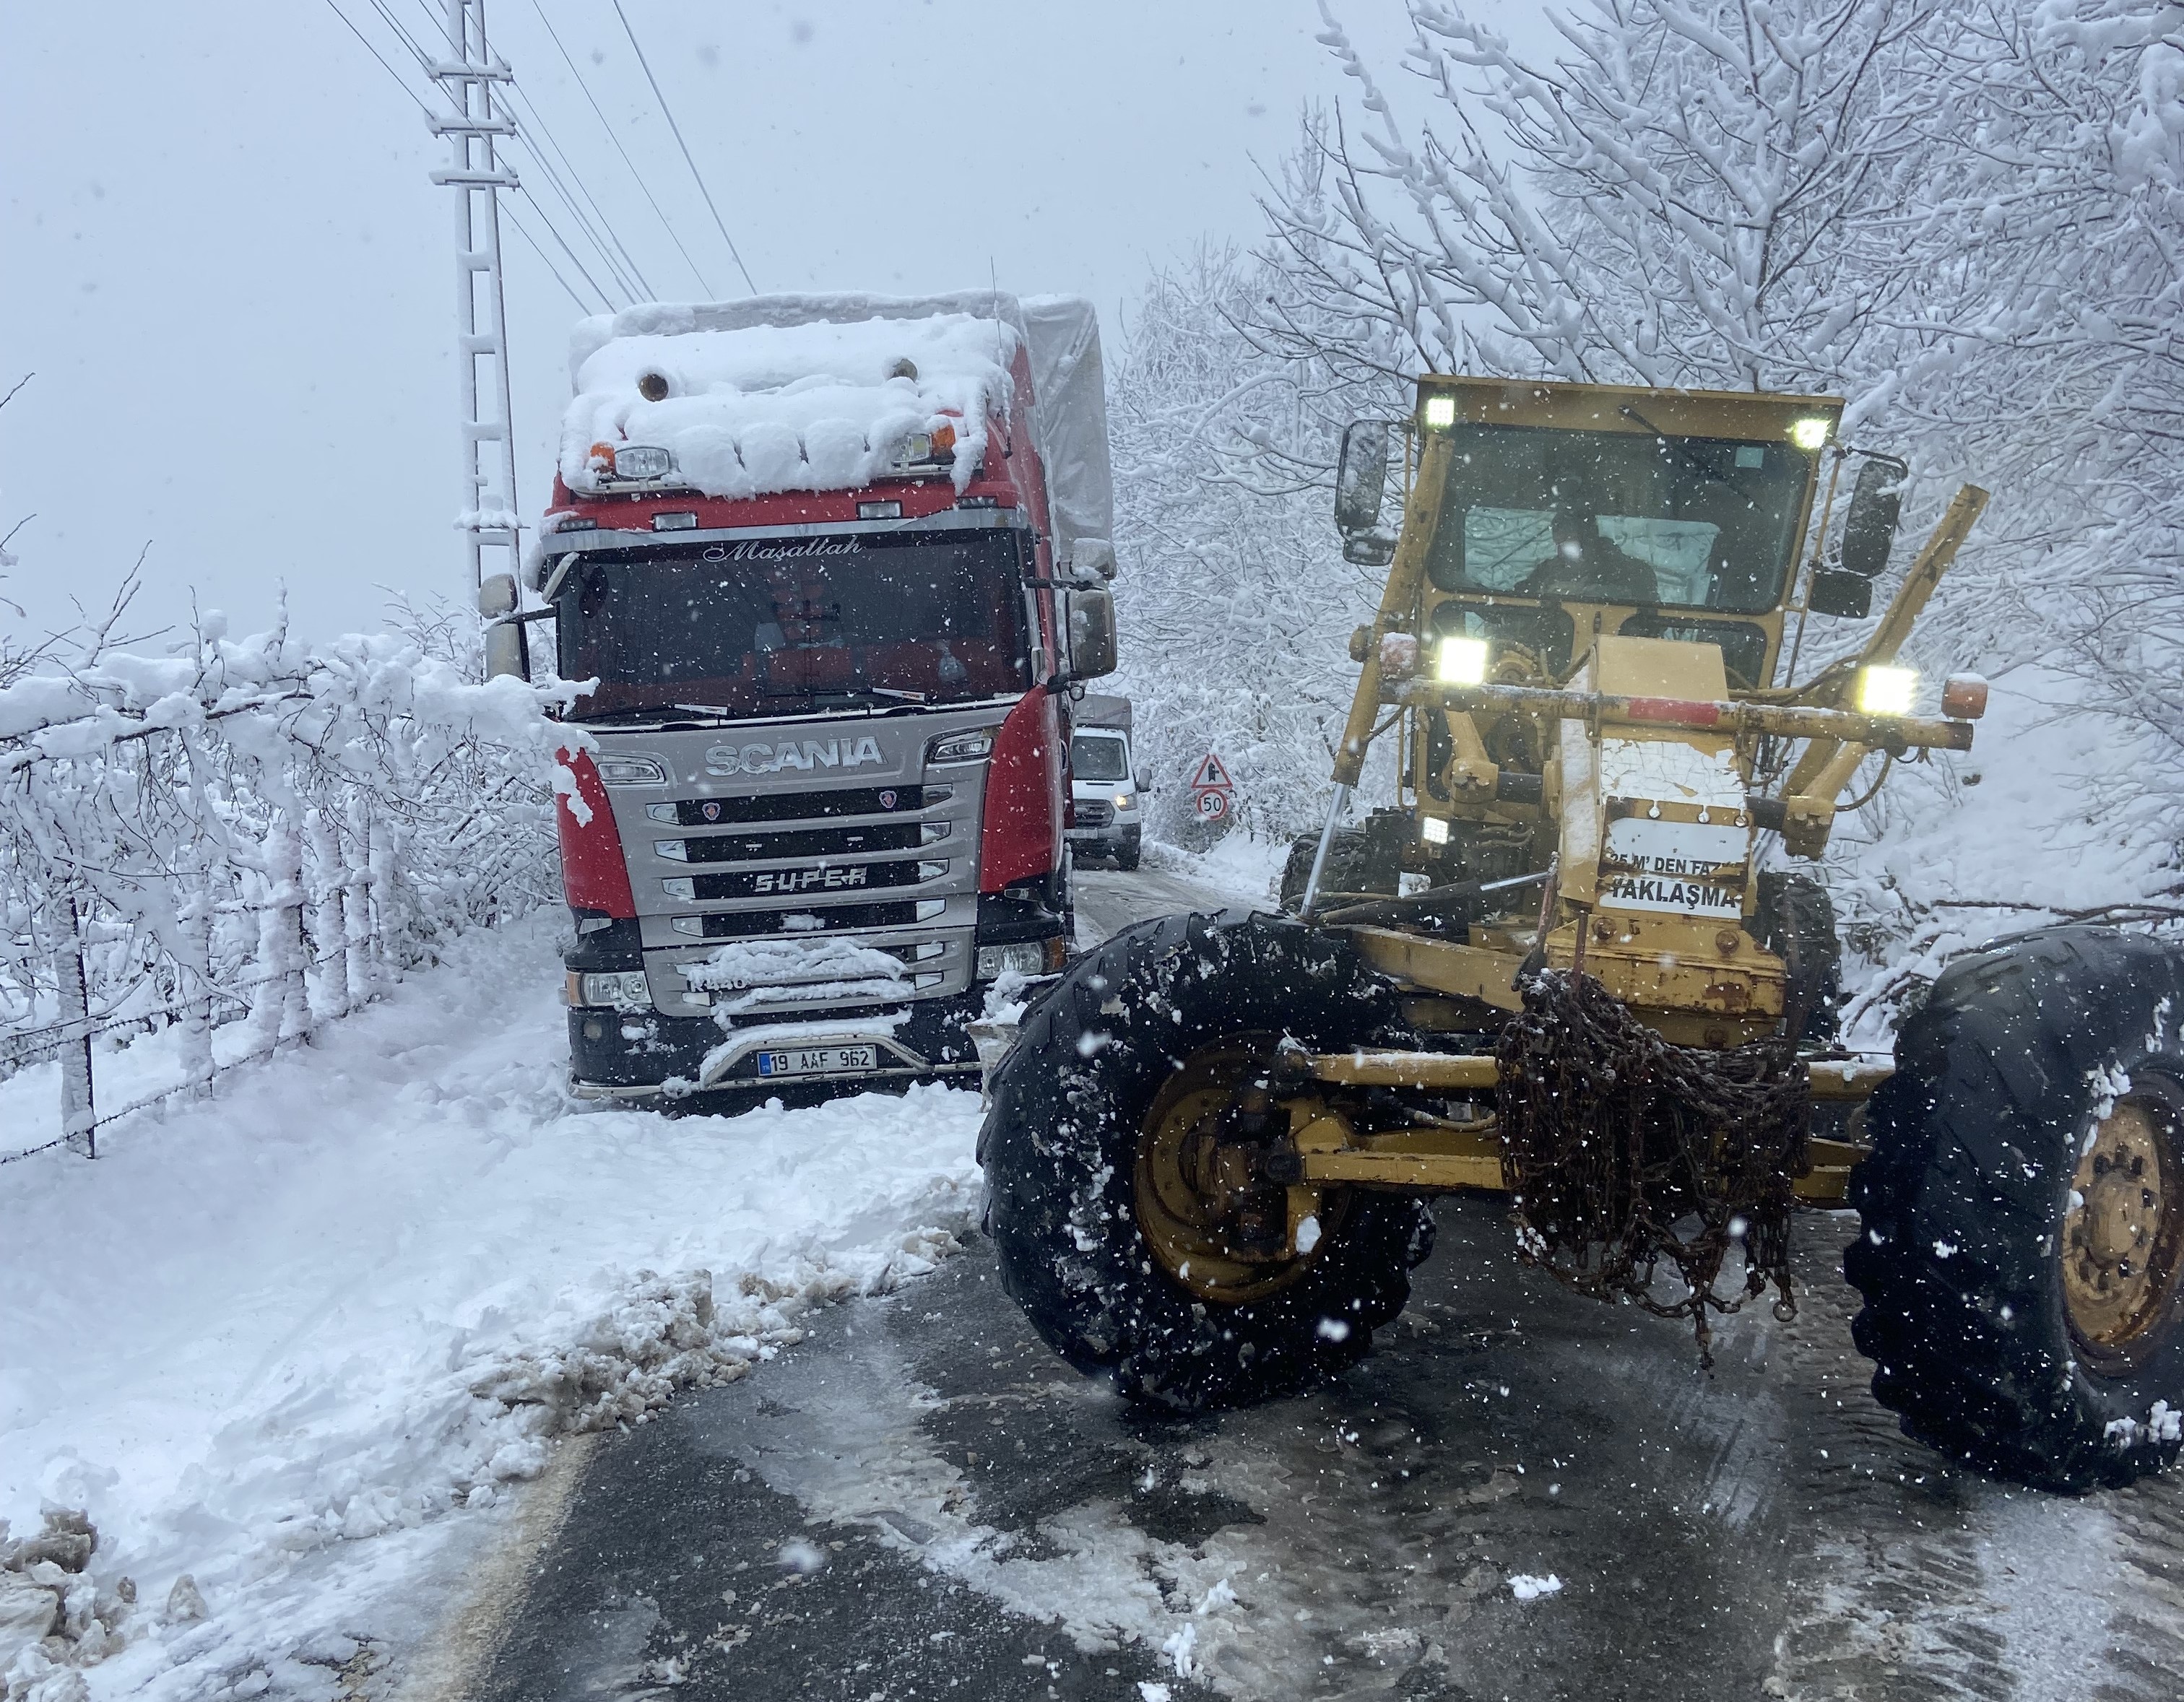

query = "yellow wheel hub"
[[2063, 1093, 2184, 1355], [1134, 1044, 1329, 1306]]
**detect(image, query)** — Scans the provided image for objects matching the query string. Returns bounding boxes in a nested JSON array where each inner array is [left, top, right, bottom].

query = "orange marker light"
[[1941, 675, 1989, 720]]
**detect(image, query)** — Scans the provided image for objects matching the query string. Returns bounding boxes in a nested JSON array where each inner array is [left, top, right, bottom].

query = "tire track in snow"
[[1764, 1230, 2184, 1702]]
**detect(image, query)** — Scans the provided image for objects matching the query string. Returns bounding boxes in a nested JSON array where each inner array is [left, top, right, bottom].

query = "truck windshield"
[[1071, 733, 1128, 781], [1425, 423, 1811, 614], [556, 529, 1032, 721]]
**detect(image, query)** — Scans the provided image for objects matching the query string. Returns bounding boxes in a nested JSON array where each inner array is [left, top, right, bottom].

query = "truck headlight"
[[1422, 395, 1457, 429], [1438, 637, 1489, 685], [1113, 792, 1135, 809], [1789, 417, 1832, 451], [927, 729, 995, 765], [575, 971, 651, 1009], [594, 755, 666, 786], [976, 940, 1064, 980], [1856, 664, 1918, 716], [612, 444, 675, 479]]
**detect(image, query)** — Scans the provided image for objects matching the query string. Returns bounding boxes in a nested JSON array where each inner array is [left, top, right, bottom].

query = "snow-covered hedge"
[[0, 589, 581, 1144]]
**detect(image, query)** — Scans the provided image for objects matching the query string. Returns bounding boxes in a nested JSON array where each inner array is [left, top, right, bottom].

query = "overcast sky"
[[1, 1, 1554, 644]]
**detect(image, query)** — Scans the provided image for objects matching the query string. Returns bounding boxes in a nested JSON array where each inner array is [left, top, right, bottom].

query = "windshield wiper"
[[784, 686, 933, 711], [672, 703, 738, 717], [1618, 404, 1736, 490]]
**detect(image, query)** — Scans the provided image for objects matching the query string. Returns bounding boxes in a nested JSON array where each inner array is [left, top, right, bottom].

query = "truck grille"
[[646, 783, 948, 827], [671, 898, 944, 939], [662, 819, 945, 864], [679, 859, 945, 901], [1075, 799, 1114, 828]]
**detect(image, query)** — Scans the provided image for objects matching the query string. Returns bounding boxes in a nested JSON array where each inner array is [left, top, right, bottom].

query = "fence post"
[[245, 814, 311, 1056], [306, 807, 350, 1020], [175, 872, 217, 1098], [53, 892, 95, 1159], [344, 795, 376, 1004]]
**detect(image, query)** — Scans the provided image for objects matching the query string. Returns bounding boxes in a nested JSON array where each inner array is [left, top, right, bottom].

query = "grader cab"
[[981, 376, 2184, 1494]]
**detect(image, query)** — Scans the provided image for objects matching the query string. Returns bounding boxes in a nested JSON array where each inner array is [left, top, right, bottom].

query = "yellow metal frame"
[[1290, 1050, 1881, 1205]]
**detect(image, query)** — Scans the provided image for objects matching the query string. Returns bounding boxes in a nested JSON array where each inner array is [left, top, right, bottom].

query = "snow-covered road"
[[0, 857, 1254, 1702], [0, 916, 989, 1701], [472, 1200, 2184, 1702]]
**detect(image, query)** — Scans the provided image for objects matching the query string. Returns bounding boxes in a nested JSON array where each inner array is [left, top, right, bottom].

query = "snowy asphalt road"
[[464, 870, 2184, 1702]]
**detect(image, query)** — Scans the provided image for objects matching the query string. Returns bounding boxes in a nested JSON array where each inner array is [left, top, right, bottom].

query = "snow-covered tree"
[[1106, 249, 1398, 843]]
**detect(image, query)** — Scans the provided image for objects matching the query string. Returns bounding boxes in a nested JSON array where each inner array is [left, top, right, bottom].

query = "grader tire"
[[1756, 870, 1844, 1043], [1278, 827, 1400, 912], [1845, 926, 2184, 1490], [978, 910, 1436, 1410]]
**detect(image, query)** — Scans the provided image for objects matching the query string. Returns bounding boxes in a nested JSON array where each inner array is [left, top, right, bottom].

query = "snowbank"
[[0, 910, 983, 1701]]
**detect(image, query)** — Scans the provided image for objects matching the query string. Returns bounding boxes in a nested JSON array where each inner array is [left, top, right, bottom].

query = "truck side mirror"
[[1072, 538, 1117, 581], [1065, 586, 1117, 680], [1134, 767, 1151, 794], [1840, 458, 1905, 579], [478, 573, 529, 682], [1335, 420, 1391, 535]]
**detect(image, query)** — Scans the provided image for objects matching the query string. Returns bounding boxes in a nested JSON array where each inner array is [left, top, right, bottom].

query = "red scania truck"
[[498, 292, 1117, 1101]]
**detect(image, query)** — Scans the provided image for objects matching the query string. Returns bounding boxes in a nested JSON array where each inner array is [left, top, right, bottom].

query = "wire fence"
[[1, 846, 399, 1165], [0, 605, 576, 1172]]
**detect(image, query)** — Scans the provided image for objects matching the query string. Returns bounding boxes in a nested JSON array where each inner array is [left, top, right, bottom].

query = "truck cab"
[[511, 292, 1118, 1102]]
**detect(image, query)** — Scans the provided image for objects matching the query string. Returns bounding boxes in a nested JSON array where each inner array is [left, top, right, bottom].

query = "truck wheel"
[[1114, 833, 1142, 872], [978, 910, 1436, 1410], [1845, 926, 2184, 1490], [1756, 870, 1843, 1043]]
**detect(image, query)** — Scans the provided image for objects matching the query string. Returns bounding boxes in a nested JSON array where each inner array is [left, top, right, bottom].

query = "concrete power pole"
[[430, 0, 521, 604]]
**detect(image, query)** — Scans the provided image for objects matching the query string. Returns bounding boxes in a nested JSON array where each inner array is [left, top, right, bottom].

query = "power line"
[[501, 87, 655, 299], [610, 0, 757, 293], [317, 0, 606, 314], [407, 0, 656, 303], [529, 0, 719, 297], [389, 0, 646, 304], [503, 203, 597, 313]]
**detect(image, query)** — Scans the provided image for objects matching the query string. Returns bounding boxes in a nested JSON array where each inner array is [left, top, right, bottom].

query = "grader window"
[[1425, 422, 1808, 614]]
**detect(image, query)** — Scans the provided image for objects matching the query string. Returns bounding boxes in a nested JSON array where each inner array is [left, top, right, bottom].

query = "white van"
[[1068, 697, 1143, 870]]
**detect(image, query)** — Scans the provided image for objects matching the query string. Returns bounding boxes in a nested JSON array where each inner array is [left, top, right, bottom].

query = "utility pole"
[[430, 0, 521, 604]]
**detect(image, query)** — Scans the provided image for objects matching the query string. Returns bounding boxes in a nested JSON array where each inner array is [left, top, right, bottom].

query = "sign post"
[[1187, 752, 1236, 842]]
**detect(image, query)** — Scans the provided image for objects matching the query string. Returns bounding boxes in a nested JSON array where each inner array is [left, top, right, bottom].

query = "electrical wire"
[[392, 0, 648, 305], [527, 0, 719, 296], [500, 87, 654, 298], [503, 203, 597, 313], [316, 0, 604, 314], [610, 0, 757, 292]]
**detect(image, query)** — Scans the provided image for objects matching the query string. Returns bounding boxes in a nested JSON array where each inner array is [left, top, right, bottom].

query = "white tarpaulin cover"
[[560, 292, 1114, 570]]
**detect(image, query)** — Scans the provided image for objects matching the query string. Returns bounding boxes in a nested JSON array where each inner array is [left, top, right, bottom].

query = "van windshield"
[[1071, 733, 1129, 781], [1425, 423, 1812, 614], [556, 529, 1032, 721]]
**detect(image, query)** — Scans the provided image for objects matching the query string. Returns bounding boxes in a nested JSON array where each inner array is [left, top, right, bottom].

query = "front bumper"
[[568, 989, 994, 1101]]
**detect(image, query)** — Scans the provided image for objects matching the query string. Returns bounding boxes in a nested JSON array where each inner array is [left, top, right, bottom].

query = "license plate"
[[755, 1044, 879, 1078]]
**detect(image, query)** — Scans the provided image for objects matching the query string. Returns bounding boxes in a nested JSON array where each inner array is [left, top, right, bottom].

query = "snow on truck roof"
[[559, 292, 1114, 566]]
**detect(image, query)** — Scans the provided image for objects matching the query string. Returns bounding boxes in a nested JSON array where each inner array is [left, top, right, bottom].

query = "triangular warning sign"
[[1190, 752, 1234, 791]]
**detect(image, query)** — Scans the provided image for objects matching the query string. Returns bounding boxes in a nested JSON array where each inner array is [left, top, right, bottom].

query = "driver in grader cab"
[[1517, 506, 1661, 606]]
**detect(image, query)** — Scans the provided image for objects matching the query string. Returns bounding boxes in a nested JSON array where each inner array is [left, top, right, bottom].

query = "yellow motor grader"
[[980, 375, 2184, 1492]]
